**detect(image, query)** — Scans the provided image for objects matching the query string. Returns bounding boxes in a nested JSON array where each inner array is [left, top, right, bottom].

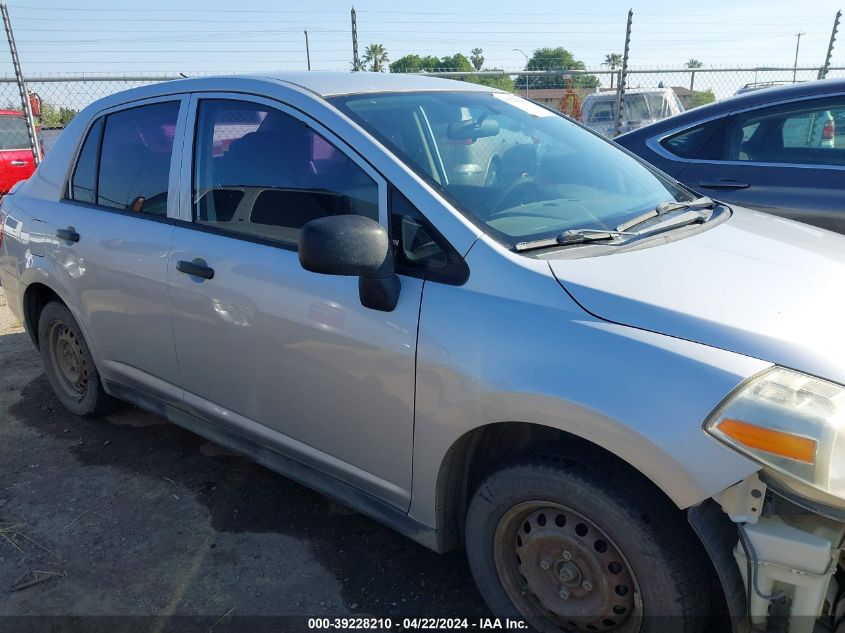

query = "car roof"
[[617, 77, 845, 139], [76, 71, 501, 117], [584, 87, 675, 100], [261, 71, 500, 96]]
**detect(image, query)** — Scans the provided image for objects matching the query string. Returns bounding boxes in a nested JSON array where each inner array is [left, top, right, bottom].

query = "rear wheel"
[[38, 302, 115, 417], [465, 455, 716, 633]]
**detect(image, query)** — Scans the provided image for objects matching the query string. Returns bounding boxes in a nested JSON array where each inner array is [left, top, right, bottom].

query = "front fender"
[[408, 237, 767, 528]]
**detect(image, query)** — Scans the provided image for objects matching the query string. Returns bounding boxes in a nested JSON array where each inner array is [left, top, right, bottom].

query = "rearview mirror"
[[299, 215, 400, 312], [447, 117, 500, 141]]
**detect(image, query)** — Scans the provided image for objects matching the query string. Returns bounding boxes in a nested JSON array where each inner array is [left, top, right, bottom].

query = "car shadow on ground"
[[5, 370, 488, 620]]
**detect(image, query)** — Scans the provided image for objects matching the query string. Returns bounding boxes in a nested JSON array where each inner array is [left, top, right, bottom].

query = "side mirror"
[[299, 215, 401, 312]]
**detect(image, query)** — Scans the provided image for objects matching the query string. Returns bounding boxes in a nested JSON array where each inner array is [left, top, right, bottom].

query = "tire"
[[38, 301, 115, 417], [465, 453, 718, 633]]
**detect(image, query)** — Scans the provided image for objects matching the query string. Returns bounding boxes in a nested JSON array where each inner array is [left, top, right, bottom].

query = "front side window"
[[96, 101, 178, 215], [390, 188, 467, 283], [193, 99, 378, 248], [725, 98, 845, 166], [660, 121, 719, 159], [331, 91, 692, 249]]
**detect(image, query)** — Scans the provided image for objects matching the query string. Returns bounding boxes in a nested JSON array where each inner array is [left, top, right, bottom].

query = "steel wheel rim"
[[49, 320, 88, 400], [493, 501, 642, 633]]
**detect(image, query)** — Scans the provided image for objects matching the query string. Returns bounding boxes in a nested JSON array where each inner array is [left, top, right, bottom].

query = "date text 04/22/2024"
[[307, 618, 528, 630]]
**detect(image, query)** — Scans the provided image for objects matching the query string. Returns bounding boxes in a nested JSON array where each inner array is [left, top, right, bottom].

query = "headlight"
[[705, 367, 845, 509]]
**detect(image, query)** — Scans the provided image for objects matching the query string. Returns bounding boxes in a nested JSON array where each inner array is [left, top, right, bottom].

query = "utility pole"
[[304, 30, 311, 71], [613, 9, 633, 138], [819, 11, 841, 79], [793, 31, 806, 83], [513, 48, 529, 98], [351, 6, 360, 71], [1, 3, 39, 166]]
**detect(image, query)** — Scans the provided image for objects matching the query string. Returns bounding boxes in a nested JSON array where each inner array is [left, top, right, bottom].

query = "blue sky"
[[0, 0, 842, 75]]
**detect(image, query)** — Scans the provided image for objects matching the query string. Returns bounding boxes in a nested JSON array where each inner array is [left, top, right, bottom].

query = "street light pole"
[[793, 32, 806, 82], [513, 48, 530, 98], [304, 30, 311, 71]]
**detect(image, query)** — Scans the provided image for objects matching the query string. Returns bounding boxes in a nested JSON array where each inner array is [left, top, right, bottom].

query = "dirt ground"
[[0, 287, 488, 631]]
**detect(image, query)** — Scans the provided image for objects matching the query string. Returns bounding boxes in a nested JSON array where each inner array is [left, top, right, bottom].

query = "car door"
[[677, 95, 845, 233], [50, 96, 187, 403], [0, 113, 36, 193], [167, 94, 424, 508]]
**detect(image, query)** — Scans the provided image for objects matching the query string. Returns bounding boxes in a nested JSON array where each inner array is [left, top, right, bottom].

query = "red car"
[[0, 109, 39, 194]]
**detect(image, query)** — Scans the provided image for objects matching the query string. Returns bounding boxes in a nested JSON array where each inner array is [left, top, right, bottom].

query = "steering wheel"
[[492, 176, 540, 215]]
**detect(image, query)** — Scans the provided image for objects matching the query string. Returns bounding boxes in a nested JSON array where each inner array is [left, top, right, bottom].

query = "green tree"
[[603, 52, 623, 88], [390, 53, 472, 73], [38, 102, 78, 128], [516, 47, 599, 90], [438, 53, 473, 71], [470, 48, 485, 71], [685, 88, 716, 108], [462, 71, 514, 92], [362, 43, 389, 72], [685, 58, 703, 69], [390, 54, 441, 73]]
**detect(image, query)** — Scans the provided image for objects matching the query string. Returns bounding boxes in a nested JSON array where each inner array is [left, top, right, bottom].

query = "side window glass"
[[725, 99, 845, 166], [0, 114, 31, 150], [96, 101, 178, 215], [660, 122, 715, 159], [193, 99, 379, 247], [70, 117, 103, 204], [390, 188, 468, 284]]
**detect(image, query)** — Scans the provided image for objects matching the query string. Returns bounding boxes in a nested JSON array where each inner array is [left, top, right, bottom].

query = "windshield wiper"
[[617, 196, 715, 232], [514, 228, 634, 252], [514, 197, 718, 253]]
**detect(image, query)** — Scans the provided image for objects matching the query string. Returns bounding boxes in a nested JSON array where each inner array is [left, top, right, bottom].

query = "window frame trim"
[[178, 92, 388, 249], [62, 94, 189, 220]]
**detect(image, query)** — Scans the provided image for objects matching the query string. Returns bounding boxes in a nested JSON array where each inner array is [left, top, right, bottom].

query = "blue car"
[[616, 79, 845, 233]]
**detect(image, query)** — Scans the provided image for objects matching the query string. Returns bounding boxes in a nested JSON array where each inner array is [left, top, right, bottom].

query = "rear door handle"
[[10, 160, 28, 167], [698, 179, 750, 190], [177, 259, 214, 280], [56, 228, 80, 242]]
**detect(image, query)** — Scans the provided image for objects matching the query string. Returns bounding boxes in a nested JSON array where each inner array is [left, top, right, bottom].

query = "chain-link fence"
[[1, 65, 844, 161], [0, 74, 182, 154]]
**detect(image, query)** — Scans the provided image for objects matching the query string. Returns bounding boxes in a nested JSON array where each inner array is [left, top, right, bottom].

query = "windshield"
[[330, 91, 692, 249]]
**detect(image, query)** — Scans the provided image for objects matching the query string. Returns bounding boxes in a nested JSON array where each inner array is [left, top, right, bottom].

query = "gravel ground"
[[0, 286, 488, 631]]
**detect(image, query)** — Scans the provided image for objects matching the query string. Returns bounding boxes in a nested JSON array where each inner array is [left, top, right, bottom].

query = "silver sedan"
[[1, 72, 844, 633]]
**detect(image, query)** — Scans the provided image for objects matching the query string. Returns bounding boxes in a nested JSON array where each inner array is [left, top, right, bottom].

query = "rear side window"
[[69, 101, 178, 215], [0, 115, 30, 150], [70, 117, 103, 204]]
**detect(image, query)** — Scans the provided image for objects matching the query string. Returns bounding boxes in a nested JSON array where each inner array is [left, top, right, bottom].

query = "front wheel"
[[465, 455, 718, 633]]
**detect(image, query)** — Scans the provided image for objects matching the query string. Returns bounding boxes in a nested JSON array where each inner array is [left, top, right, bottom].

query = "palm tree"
[[685, 58, 704, 68], [362, 43, 389, 72], [470, 48, 485, 71], [603, 53, 623, 88]]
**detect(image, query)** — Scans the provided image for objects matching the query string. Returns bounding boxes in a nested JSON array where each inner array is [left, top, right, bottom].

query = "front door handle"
[[698, 179, 750, 190], [56, 228, 80, 242], [177, 259, 215, 280], [10, 160, 28, 167]]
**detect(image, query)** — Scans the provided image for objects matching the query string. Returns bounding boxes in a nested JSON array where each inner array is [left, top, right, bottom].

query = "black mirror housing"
[[299, 215, 400, 312]]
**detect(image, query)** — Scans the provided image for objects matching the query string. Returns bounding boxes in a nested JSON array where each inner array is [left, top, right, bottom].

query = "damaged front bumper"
[[692, 474, 845, 633]]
